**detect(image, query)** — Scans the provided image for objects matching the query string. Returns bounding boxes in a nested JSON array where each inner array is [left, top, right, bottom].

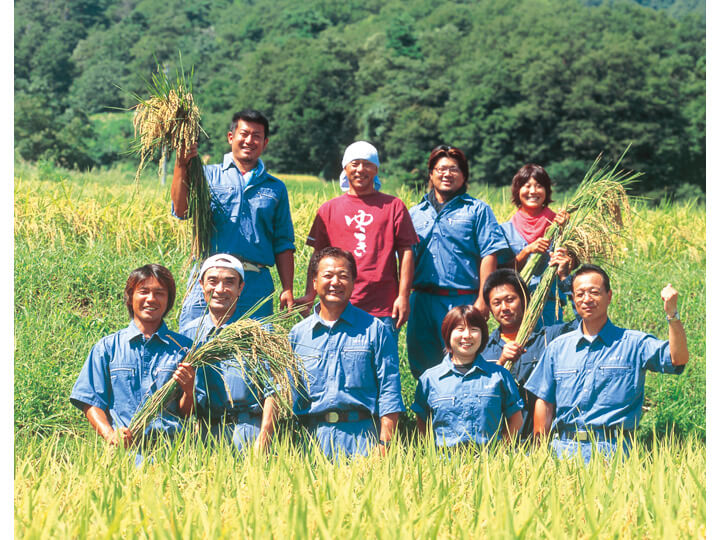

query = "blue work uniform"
[[173, 155, 295, 329], [524, 319, 685, 462], [70, 320, 192, 441], [289, 303, 406, 459], [407, 192, 510, 378], [181, 310, 272, 452], [411, 354, 523, 447], [500, 221, 571, 325], [482, 319, 579, 439]]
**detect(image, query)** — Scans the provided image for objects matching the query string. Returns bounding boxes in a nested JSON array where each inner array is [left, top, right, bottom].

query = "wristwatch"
[[665, 310, 680, 322]]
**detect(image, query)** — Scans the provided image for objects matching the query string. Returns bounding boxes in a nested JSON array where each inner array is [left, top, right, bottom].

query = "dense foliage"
[[15, 0, 705, 196]]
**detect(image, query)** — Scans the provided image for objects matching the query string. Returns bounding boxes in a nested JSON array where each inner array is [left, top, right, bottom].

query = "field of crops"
[[14, 159, 706, 538]]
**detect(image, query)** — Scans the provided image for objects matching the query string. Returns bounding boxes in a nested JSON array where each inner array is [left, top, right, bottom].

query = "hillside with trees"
[[14, 0, 705, 196]]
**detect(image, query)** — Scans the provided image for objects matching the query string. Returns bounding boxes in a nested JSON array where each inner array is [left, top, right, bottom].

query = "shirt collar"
[[309, 302, 356, 330], [126, 319, 171, 345], [221, 153, 266, 178], [437, 353, 489, 378], [574, 318, 618, 346]]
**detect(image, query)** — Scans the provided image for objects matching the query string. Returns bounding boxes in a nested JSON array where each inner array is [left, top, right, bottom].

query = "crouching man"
[[525, 264, 689, 462], [181, 254, 278, 453], [290, 247, 405, 459], [70, 264, 195, 449]]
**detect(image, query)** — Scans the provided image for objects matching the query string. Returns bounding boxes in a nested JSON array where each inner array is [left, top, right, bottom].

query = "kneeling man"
[[290, 247, 405, 459], [70, 264, 195, 448], [181, 254, 278, 453], [525, 264, 688, 462]]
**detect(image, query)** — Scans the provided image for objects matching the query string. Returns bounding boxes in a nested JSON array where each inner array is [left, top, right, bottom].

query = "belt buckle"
[[326, 412, 340, 423], [576, 430, 589, 442]]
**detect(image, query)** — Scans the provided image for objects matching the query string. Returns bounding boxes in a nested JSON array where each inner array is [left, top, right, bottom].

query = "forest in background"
[[14, 0, 705, 198]]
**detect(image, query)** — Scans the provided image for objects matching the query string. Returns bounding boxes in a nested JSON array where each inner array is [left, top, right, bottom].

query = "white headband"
[[339, 141, 382, 192], [198, 253, 245, 282]]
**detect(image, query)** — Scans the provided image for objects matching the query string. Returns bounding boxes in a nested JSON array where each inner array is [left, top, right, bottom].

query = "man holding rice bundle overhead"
[[172, 109, 296, 331], [70, 264, 195, 452], [481, 266, 578, 440], [181, 254, 278, 453], [406, 145, 510, 379], [297, 141, 418, 341], [525, 264, 689, 463], [290, 247, 405, 459]]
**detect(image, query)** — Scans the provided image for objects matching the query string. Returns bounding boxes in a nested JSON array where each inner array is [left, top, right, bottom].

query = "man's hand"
[[279, 289, 295, 311], [253, 430, 271, 454], [107, 427, 133, 448], [172, 362, 196, 395], [499, 341, 524, 366], [661, 283, 679, 317], [176, 142, 198, 169], [549, 247, 573, 280], [294, 293, 316, 317], [473, 296, 490, 320], [391, 294, 410, 329]]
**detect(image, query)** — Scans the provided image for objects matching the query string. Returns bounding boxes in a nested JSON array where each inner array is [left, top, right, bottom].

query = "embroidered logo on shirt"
[[345, 210, 374, 257]]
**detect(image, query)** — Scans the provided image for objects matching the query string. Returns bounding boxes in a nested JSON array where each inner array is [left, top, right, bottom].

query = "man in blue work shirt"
[[70, 264, 195, 449], [525, 264, 689, 462], [181, 254, 278, 453], [290, 246, 405, 459], [481, 261, 578, 440], [172, 109, 296, 330], [407, 145, 510, 379]]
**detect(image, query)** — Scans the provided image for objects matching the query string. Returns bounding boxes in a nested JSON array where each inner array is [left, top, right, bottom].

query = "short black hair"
[[229, 109, 269, 138], [482, 269, 530, 307], [123, 264, 176, 319], [571, 263, 611, 292], [309, 247, 357, 281]]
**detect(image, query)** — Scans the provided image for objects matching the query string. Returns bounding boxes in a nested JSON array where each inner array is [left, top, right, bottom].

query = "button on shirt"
[[289, 304, 405, 418], [524, 319, 685, 432], [181, 310, 271, 420], [172, 155, 295, 265], [411, 354, 523, 447], [70, 321, 192, 435], [409, 193, 509, 289]]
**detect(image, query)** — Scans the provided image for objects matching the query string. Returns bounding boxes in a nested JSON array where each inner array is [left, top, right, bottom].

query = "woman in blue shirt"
[[412, 305, 523, 448]]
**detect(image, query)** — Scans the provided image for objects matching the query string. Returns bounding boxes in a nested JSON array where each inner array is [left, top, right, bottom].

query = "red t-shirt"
[[307, 192, 419, 317]]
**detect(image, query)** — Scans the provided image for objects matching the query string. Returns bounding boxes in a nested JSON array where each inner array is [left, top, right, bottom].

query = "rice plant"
[[131, 57, 213, 259]]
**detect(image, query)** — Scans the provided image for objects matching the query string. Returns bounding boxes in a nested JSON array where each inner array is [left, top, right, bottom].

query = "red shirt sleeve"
[[393, 199, 419, 250], [306, 204, 331, 249]]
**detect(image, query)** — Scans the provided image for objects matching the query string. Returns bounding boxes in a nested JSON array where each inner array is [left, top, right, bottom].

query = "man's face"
[[132, 277, 168, 328], [313, 256, 354, 308], [227, 119, 268, 165], [572, 272, 612, 326], [430, 156, 466, 197], [488, 284, 524, 332], [344, 159, 377, 196], [201, 267, 244, 317]]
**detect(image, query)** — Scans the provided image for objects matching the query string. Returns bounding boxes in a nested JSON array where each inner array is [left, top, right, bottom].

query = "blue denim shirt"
[[483, 320, 578, 438], [172, 155, 295, 265], [181, 310, 271, 421], [289, 303, 406, 418], [411, 354, 523, 446], [70, 321, 192, 435], [525, 319, 685, 432], [409, 193, 510, 289]]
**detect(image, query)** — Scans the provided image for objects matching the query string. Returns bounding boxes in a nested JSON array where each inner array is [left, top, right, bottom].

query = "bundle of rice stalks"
[[128, 309, 304, 441], [131, 59, 213, 259], [508, 151, 639, 372]]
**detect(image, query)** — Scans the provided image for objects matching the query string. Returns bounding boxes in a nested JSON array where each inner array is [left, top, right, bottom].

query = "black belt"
[[414, 286, 478, 297], [303, 410, 373, 424], [207, 410, 262, 427], [228, 254, 266, 273], [556, 426, 633, 442]]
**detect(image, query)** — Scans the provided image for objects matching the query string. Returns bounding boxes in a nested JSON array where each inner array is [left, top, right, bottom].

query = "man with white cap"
[[296, 141, 418, 339], [181, 253, 278, 453]]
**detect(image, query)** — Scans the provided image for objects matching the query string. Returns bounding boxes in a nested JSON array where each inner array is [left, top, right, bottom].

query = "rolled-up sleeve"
[[410, 376, 430, 421], [501, 369, 524, 417], [373, 323, 406, 417], [524, 348, 557, 404], [70, 342, 111, 412], [272, 184, 296, 254], [640, 334, 685, 375]]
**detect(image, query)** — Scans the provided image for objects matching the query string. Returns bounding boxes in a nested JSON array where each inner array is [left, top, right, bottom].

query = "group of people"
[[71, 109, 689, 463]]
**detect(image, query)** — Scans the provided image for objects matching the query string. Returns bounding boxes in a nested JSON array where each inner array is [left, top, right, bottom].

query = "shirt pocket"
[[595, 364, 635, 406], [340, 348, 374, 389], [446, 216, 474, 244], [210, 185, 240, 220], [301, 354, 324, 399], [554, 368, 580, 405], [247, 188, 279, 216], [428, 395, 456, 426], [110, 366, 138, 401]]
